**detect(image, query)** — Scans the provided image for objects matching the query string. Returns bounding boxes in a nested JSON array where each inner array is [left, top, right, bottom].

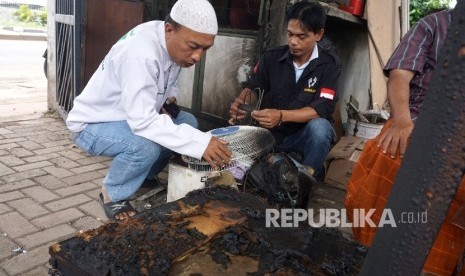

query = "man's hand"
[[229, 88, 257, 125], [377, 116, 414, 159], [160, 96, 178, 118], [251, 109, 281, 129], [202, 137, 232, 170]]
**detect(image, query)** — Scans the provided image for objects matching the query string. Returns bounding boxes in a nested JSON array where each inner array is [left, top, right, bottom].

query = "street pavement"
[[0, 27, 111, 276]]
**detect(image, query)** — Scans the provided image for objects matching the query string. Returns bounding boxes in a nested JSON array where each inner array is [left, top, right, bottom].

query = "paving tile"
[[0, 212, 38, 238], [0, 203, 12, 215], [70, 162, 107, 174], [42, 166, 74, 178], [0, 179, 36, 194], [34, 175, 68, 190], [0, 137, 27, 145], [0, 155, 26, 166], [17, 224, 76, 249], [0, 235, 16, 261], [0, 191, 25, 203], [54, 182, 97, 197], [71, 216, 104, 232], [16, 140, 43, 150], [62, 171, 102, 185], [79, 200, 108, 221], [22, 152, 61, 163], [45, 194, 92, 212], [31, 208, 85, 229], [7, 198, 49, 219], [58, 149, 88, 161], [22, 265, 50, 276], [0, 128, 14, 135], [0, 143, 20, 150], [9, 147, 34, 157], [41, 139, 73, 148], [75, 155, 111, 165], [0, 162, 15, 177], [22, 186, 59, 203], [1, 244, 51, 275], [33, 146, 67, 156], [12, 161, 53, 172], [1, 168, 47, 183], [49, 156, 80, 169]]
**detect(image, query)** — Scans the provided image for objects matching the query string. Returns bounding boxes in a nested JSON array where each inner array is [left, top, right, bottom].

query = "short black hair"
[[286, 1, 326, 33], [165, 14, 180, 30]]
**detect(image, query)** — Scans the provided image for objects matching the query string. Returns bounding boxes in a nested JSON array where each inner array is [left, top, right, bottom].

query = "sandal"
[[98, 193, 136, 221]]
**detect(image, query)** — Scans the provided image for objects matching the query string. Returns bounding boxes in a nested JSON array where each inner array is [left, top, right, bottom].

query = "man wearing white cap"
[[66, 0, 231, 220]]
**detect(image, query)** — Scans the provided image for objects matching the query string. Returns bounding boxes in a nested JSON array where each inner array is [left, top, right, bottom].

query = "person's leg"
[[146, 111, 199, 179], [274, 118, 335, 177], [75, 121, 161, 204]]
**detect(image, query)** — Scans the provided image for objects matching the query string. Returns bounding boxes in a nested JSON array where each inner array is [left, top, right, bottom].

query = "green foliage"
[[409, 0, 450, 26], [13, 4, 47, 26]]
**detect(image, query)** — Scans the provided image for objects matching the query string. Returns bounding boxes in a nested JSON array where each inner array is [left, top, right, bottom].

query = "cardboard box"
[[324, 136, 365, 190]]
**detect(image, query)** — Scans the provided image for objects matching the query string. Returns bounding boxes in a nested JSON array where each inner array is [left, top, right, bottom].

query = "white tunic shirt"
[[66, 21, 211, 159]]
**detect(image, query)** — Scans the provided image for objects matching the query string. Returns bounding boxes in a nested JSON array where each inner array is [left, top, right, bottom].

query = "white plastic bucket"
[[167, 163, 210, 202], [346, 119, 383, 140]]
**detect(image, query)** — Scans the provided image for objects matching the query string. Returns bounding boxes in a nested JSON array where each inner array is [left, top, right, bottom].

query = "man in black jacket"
[[229, 1, 341, 180]]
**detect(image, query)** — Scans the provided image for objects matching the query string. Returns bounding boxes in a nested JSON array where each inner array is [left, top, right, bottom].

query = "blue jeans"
[[73, 111, 198, 202], [274, 118, 335, 177]]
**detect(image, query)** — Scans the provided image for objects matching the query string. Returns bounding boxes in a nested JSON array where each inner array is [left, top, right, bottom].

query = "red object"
[[339, 0, 365, 17]]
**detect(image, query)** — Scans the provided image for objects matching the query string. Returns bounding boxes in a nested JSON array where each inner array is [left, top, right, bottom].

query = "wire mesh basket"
[[182, 126, 275, 172]]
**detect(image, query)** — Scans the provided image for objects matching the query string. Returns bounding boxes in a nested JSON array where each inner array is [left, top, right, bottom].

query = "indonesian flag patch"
[[320, 87, 335, 100]]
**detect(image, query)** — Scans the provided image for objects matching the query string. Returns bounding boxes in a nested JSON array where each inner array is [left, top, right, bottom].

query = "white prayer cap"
[[170, 0, 218, 35]]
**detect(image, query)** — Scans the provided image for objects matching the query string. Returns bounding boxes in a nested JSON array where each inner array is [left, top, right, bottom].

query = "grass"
[[0, 6, 46, 31]]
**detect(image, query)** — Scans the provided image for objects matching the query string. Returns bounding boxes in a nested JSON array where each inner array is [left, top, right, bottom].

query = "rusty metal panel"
[[82, 0, 144, 88], [201, 35, 256, 120]]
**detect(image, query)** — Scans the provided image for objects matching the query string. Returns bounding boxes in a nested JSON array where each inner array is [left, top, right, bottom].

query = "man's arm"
[[377, 68, 415, 158], [250, 106, 319, 129]]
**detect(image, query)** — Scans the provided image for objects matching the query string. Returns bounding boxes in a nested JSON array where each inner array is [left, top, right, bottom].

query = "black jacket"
[[246, 44, 341, 138]]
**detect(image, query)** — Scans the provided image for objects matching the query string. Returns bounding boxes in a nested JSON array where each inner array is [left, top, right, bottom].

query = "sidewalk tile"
[[7, 198, 49, 219], [0, 212, 38, 238], [49, 156, 80, 169], [0, 143, 20, 150], [1, 168, 47, 183], [0, 244, 51, 275], [17, 140, 43, 150], [0, 155, 26, 166], [45, 194, 92, 212], [79, 200, 108, 221], [34, 175, 68, 190], [17, 224, 76, 249], [71, 216, 103, 231], [42, 166, 74, 178], [55, 182, 97, 197], [12, 161, 53, 172], [9, 147, 34, 157], [22, 186, 59, 203], [62, 171, 102, 185], [0, 236, 16, 261], [22, 152, 60, 163], [31, 208, 84, 229], [22, 266, 49, 276], [0, 163, 14, 177], [0, 179, 36, 193], [0, 191, 25, 203], [0, 203, 12, 215]]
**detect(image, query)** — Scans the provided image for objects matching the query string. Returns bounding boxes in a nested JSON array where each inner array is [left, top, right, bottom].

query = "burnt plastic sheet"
[[49, 187, 366, 275]]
